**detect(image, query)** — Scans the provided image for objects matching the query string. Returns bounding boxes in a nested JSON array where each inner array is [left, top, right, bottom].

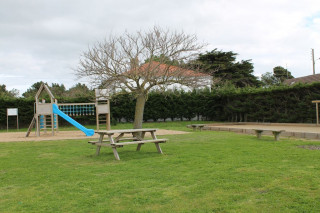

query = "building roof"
[[128, 61, 210, 78], [284, 74, 320, 85]]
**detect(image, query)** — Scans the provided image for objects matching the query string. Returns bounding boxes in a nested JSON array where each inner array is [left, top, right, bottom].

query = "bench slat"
[[88, 140, 108, 144], [92, 139, 167, 147], [114, 139, 167, 146], [88, 137, 139, 144], [95, 128, 157, 134]]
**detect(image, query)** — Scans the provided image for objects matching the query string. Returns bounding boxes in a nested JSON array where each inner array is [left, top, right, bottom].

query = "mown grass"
[[1, 127, 320, 212]]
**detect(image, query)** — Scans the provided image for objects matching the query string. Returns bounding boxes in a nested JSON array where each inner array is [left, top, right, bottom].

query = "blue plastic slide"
[[52, 104, 95, 136]]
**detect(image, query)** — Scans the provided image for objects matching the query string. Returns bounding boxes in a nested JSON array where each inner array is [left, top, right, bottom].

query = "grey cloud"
[[0, 0, 320, 93]]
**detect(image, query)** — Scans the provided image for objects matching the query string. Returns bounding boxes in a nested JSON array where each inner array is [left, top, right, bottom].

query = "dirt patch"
[[298, 145, 320, 150], [0, 129, 189, 143]]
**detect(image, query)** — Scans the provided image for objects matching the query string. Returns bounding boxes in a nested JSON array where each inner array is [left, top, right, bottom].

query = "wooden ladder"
[[25, 116, 36, 137]]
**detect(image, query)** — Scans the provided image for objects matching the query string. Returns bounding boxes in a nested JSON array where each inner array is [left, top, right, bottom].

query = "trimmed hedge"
[[1, 82, 320, 129]]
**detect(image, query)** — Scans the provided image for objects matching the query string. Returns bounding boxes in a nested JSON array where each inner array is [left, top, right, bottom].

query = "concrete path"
[[204, 123, 320, 140]]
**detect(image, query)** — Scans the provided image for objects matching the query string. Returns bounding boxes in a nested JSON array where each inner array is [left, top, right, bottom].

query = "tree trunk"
[[133, 94, 146, 129]]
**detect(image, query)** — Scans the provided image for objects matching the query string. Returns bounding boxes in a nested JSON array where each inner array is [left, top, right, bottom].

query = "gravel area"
[[298, 145, 320, 150]]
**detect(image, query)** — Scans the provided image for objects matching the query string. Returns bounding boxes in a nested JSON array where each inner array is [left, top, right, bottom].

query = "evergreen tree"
[[195, 49, 260, 87], [273, 66, 294, 83], [261, 72, 279, 87], [50, 83, 66, 97], [22, 81, 45, 98], [65, 83, 94, 98], [0, 84, 19, 98], [261, 66, 294, 87]]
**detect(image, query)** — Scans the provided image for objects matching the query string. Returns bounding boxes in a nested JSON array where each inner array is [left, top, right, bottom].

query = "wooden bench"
[[253, 129, 285, 141], [90, 129, 168, 160], [190, 124, 205, 131]]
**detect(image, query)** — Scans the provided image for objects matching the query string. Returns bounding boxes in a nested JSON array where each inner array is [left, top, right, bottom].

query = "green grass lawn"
[[1, 127, 320, 212]]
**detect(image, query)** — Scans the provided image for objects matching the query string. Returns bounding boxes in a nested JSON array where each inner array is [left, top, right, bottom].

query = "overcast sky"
[[1, 0, 320, 95]]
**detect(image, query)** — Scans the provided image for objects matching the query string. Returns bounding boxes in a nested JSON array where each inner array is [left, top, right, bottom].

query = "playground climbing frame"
[[25, 83, 110, 137]]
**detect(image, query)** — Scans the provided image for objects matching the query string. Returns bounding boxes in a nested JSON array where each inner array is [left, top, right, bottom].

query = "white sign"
[[7, 108, 18, 116]]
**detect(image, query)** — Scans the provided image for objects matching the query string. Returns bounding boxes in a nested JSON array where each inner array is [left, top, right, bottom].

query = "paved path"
[[210, 124, 320, 133], [204, 123, 320, 140]]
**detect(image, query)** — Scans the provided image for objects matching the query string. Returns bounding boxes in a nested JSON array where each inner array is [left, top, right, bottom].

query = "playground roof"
[[35, 83, 55, 101]]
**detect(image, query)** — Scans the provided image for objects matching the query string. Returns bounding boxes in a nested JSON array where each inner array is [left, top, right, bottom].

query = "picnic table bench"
[[190, 124, 205, 131], [89, 128, 168, 160], [253, 129, 285, 141]]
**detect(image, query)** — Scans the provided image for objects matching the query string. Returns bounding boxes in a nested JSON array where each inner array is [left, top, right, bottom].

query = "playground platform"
[[202, 122, 320, 140]]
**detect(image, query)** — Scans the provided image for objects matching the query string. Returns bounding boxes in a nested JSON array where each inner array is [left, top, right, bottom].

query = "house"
[[284, 73, 320, 85], [126, 61, 212, 91]]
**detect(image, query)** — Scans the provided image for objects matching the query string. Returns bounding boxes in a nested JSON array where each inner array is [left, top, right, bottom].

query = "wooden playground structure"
[[312, 100, 320, 125], [26, 83, 110, 137]]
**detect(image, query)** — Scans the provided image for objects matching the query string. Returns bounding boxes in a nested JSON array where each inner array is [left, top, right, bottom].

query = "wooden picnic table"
[[89, 128, 168, 160]]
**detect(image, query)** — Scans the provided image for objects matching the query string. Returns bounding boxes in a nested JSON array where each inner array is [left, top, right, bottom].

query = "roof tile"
[[284, 74, 320, 85]]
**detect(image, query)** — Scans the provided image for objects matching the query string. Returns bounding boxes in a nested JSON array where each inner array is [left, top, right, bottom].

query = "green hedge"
[[1, 82, 320, 129], [109, 83, 320, 123]]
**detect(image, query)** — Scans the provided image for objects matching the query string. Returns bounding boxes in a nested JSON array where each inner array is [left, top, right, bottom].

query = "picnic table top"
[[95, 128, 158, 134]]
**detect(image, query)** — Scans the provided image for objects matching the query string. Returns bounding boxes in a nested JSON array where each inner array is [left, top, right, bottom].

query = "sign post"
[[7, 108, 19, 131]]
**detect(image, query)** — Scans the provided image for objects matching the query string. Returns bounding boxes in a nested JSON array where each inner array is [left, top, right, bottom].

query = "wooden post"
[[150, 131, 157, 139], [108, 134, 120, 160], [36, 115, 40, 137], [312, 101, 320, 126], [136, 143, 143, 151], [43, 115, 47, 133], [96, 112, 99, 131], [26, 116, 35, 137], [112, 147, 120, 160], [155, 143, 163, 154], [317, 102, 319, 126], [95, 134, 104, 155], [312, 48, 315, 75], [51, 113, 54, 136], [107, 100, 111, 130], [17, 113, 19, 130]]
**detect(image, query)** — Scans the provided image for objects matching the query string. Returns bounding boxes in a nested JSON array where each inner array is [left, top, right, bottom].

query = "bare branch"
[[77, 27, 211, 98]]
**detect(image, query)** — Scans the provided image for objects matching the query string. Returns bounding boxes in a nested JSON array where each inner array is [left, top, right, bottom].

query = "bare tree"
[[76, 26, 209, 129]]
